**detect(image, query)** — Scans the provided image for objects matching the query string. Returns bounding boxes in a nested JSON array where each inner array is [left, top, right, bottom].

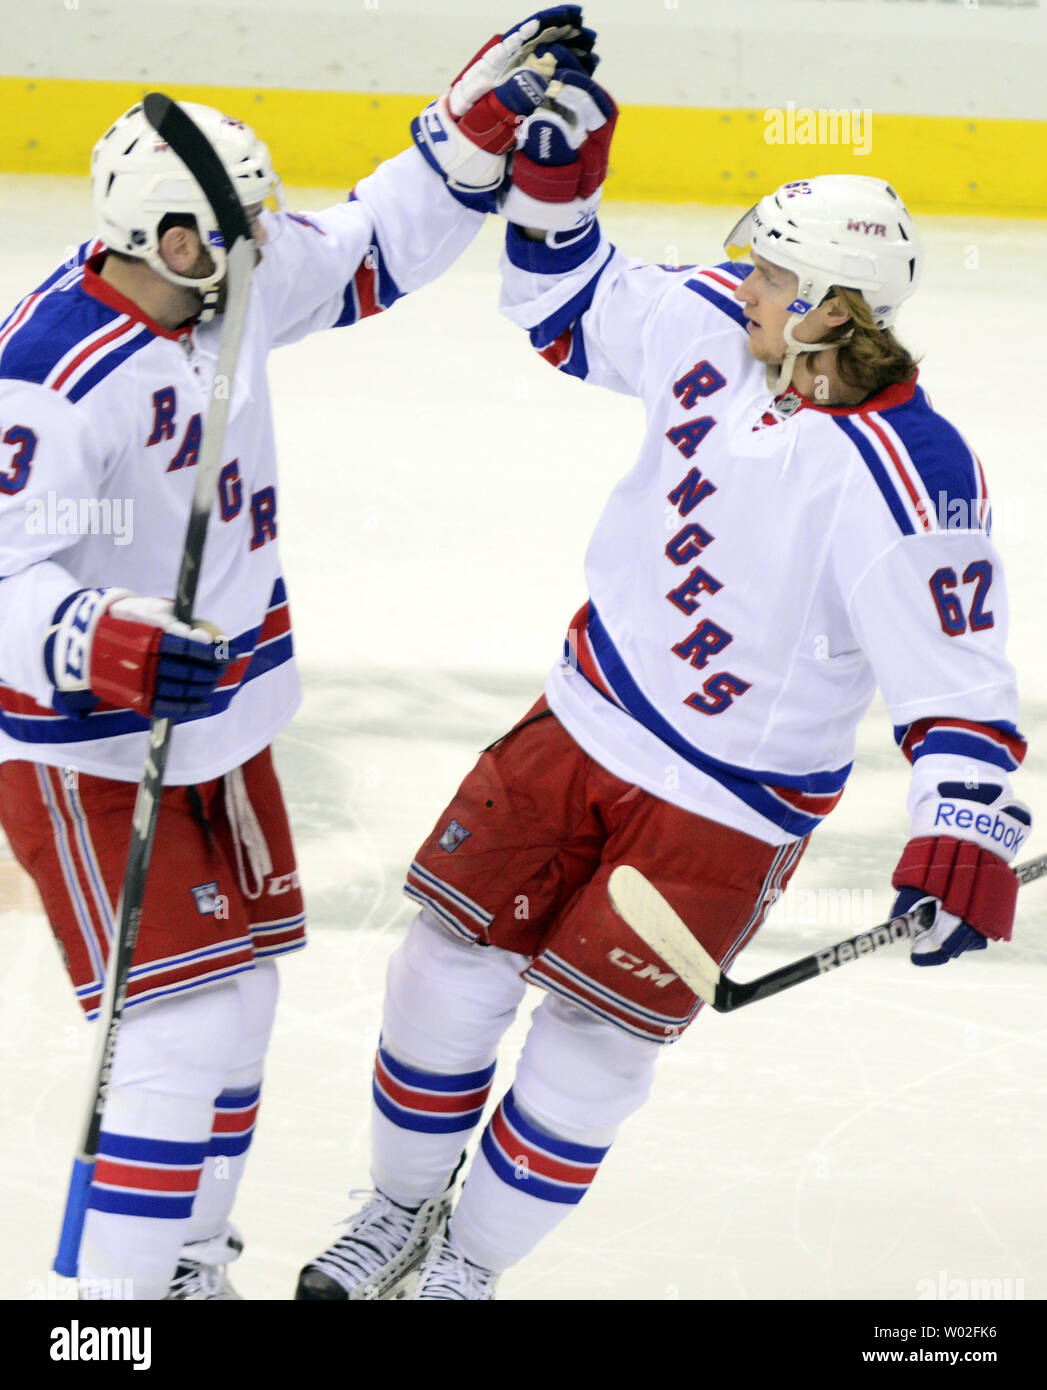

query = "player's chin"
[[744, 335, 782, 366]]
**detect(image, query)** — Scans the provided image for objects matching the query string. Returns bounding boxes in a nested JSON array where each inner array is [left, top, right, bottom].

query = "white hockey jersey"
[[0, 147, 482, 783], [500, 224, 1026, 845]]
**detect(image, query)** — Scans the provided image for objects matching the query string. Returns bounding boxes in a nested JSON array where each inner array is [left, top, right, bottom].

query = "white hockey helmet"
[[725, 175, 923, 328], [91, 101, 281, 301]]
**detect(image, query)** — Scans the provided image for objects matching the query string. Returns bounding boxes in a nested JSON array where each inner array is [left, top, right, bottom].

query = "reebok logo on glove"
[[933, 800, 1027, 854]]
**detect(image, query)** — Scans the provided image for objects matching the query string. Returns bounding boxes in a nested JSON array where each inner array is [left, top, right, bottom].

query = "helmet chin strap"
[[145, 247, 227, 324], [768, 313, 854, 393]]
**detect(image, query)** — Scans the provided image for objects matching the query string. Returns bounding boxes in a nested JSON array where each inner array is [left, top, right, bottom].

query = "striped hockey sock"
[[449, 1087, 611, 1271], [80, 1128, 208, 1300], [183, 1084, 262, 1243], [371, 1040, 495, 1208]]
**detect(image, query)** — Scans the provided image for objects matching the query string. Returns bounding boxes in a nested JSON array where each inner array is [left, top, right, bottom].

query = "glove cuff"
[[412, 97, 508, 213], [499, 179, 602, 233], [44, 587, 133, 693], [892, 835, 1018, 941]]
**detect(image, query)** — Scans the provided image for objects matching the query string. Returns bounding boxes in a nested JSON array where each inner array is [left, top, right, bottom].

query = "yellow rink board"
[[0, 76, 1044, 215]]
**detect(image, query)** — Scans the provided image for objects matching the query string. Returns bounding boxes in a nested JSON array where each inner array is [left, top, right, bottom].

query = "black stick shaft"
[[713, 850, 1047, 1013], [717, 904, 933, 1010]]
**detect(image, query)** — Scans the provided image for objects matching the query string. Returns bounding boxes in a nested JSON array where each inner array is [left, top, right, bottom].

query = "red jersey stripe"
[[769, 784, 845, 817], [50, 317, 138, 391], [697, 269, 741, 294], [539, 327, 573, 368], [862, 413, 932, 531], [353, 262, 379, 319], [0, 292, 43, 352]]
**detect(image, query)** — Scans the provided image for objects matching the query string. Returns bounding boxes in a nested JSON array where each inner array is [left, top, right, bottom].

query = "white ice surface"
[[0, 177, 1045, 1301]]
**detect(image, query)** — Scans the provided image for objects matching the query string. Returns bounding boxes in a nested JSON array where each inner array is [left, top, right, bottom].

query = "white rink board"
[[5, 0, 1047, 118], [0, 177, 1045, 1301]]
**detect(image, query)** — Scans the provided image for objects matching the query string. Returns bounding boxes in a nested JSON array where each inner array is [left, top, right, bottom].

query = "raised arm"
[[496, 69, 698, 394], [258, 8, 600, 348]]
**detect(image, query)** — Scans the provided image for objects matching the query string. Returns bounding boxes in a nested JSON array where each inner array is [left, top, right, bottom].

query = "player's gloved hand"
[[412, 7, 598, 213], [45, 587, 230, 722], [890, 780, 1031, 966], [499, 69, 618, 240]]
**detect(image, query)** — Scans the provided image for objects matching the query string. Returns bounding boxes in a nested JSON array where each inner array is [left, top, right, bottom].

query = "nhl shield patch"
[[438, 819, 471, 853], [190, 880, 221, 915]]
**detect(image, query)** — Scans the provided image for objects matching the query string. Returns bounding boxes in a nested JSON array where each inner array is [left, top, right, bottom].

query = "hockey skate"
[[165, 1224, 244, 1300], [408, 1230, 499, 1301], [295, 1189, 453, 1300]]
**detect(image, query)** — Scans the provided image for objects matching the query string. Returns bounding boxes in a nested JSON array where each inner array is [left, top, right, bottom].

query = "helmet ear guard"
[[91, 102, 283, 319]]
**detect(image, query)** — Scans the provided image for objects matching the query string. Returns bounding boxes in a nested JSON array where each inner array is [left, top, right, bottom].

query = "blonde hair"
[[807, 286, 920, 398]]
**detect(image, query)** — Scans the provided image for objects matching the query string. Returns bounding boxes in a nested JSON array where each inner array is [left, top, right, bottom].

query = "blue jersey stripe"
[[833, 415, 916, 535], [581, 611, 841, 836], [712, 260, 752, 282], [880, 387, 986, 532], [906, 729, 1019, 772], [555, 325, 590, 380], [683, 276, 749, 329], [332, 227, 405, 328], [528, 245, 616, 350], [0, 626, 295, 745], [65, 325, 155, 403], [0, 240, 95, 336], [0, 282, 123, 386], [893, 717, 1022, 747], [585, 604, 848, 831]]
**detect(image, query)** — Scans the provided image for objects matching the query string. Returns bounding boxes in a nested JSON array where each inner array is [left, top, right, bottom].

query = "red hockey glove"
[[45, 588, 230, 722], [890, 781, 1030, 966]]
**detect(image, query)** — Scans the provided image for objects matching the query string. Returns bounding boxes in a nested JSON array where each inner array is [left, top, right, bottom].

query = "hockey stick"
[[53, 94, 254, 1279], [607, 850, 1047, 1016]]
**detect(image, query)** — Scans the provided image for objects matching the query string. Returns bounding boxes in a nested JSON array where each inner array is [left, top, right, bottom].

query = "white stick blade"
[[606, 865, 722, 1005]]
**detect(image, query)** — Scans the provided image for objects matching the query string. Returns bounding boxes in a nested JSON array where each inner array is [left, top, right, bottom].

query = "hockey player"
[[0, 8, 597, 1300], [297, 69, 1031, 1300]]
